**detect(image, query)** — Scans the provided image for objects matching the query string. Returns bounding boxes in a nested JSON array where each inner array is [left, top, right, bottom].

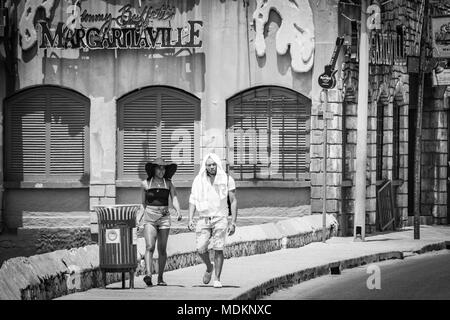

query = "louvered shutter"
[[6, 94, 47, 180], [270, 89, 310, 180], [227, 87, 310, 181], [5, 87, 89, 182], [229, 88, 270, 180], [119, 93, 158, 178], [118, 87, 199, 180], [160, 91, 196, 179], [49, 92, 88, 176]]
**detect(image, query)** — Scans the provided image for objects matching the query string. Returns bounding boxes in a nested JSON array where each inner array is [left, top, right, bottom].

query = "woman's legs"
[[156, 228, 170, 283], [143, 223, 158, 278]]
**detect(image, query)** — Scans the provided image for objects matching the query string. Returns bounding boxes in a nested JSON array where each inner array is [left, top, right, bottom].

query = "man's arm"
[[188, 203, 196, 231], [228, 189, 237, 235], [188, 179, 197, 230]]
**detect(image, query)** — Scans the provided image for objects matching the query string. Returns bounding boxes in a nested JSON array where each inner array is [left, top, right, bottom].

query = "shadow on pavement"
[[365, 238, 398, 242], [191, 285, 241, 288]]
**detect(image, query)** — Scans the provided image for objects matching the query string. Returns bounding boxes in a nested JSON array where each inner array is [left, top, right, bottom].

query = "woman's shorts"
[[143, 206, 171, 230]]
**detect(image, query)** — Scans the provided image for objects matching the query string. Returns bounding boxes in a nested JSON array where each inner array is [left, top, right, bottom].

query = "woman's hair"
[[145, 164, 172, 181], [145, 163, 155, 180]]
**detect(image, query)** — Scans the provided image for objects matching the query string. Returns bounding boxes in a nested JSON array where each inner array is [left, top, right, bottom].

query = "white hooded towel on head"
[[189, 153, 235, 215]]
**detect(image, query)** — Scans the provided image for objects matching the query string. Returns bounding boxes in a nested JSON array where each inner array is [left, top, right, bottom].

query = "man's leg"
[[211, 217, 228, 286], [213, 250, 224, 281], [196, 219, 214, 283]]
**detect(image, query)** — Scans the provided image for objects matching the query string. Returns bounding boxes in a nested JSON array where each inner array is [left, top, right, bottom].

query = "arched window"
[[392, 99, 401, 180], [4, 86, 90, 183], [117, 86, 200, 181], [376, 99, 385, 182], [226, 86, 311, 181]]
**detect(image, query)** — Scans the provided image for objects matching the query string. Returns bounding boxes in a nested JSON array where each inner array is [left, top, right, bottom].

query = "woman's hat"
[[145, 158, 177, 179]]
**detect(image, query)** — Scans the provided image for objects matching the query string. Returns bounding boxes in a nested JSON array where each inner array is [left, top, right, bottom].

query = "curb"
[[231, 241, 449, 300]]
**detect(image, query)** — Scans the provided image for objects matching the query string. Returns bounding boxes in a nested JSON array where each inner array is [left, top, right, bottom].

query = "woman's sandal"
[[143, 275, 153, 286]]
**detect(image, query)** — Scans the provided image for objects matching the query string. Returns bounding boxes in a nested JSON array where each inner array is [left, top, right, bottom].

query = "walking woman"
[[141, 158, 182, 286]]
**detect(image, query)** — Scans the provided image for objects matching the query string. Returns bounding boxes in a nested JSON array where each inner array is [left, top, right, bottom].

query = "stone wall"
[[310, 89, 344, 232], [419, 87, 449, 225], [0, 227, 95, 266], [339, 0, 425, 234]]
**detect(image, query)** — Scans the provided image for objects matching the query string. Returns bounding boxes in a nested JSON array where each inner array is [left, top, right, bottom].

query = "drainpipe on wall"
[[354, 0, 369, 242]]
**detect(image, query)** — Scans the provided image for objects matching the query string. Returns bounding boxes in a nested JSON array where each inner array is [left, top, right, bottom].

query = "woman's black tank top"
[[145, 178, 170, 206]]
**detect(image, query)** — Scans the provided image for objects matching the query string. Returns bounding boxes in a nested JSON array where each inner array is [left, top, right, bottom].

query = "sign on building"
[[432, 16, 450, 58]]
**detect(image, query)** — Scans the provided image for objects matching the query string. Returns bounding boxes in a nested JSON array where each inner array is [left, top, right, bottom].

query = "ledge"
[[235, 180, 310, 188], [116, 180, 311, 189], [4, 181, 89, 189]]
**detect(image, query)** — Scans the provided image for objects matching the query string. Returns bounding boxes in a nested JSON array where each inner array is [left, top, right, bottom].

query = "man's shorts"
[[143, 206, 171, 230], [195, 216, 228, 252]]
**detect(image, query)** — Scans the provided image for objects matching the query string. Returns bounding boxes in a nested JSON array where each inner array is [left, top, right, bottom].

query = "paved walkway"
[[57, 225, 450, 300]]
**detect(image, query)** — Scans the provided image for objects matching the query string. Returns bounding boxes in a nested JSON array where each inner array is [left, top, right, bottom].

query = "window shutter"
[[271, 91, 309, 180], [227, 87, 310, 181], [6, 94, 47, 180], [49, 93, 88, 176], [121, 93, 158, 178], [230, 91, 270, 180], [5, 87, 90, 182], [160, 92, 196, 179], [118, 87, 199, 180]]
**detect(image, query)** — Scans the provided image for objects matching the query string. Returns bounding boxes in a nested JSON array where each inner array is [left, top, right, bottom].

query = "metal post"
[[414, 0, 429, 240], [322, 89, 328, 242], [354, 0, 369, 241]]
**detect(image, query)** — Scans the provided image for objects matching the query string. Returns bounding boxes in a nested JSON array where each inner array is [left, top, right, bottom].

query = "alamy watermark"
[[366, 264, 381, 290]]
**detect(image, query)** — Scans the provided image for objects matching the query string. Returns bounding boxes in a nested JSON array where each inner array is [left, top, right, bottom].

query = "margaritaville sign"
[[37, 4, 203, 50], [369, 28, 407, 65]]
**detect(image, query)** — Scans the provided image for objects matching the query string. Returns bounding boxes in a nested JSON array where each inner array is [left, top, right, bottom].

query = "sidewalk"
[[57, 225, 450, 300]]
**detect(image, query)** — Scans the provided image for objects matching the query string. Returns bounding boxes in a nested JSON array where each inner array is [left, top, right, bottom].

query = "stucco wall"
[[3, 189, 89, 228], [3, 0, 328, 256]]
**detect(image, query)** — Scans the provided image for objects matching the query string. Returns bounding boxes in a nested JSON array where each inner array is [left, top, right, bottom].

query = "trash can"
[[94, 204, 141, 289]]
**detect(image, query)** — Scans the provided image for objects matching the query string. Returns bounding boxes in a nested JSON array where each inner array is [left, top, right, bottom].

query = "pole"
[[413, 0, 428, 240], [354, 0, 369, 241], [322, 89, 328, 242]]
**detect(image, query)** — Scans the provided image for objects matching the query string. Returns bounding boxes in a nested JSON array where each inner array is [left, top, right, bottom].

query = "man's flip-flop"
[[203, 266, 214, 284]]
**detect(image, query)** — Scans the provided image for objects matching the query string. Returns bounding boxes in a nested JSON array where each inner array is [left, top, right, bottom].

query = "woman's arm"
[[141, 181, 147, 207], [169, 181, 182, 220]]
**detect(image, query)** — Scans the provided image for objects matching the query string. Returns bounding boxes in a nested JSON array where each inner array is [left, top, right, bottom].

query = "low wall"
[[0, 215, 338, 300]]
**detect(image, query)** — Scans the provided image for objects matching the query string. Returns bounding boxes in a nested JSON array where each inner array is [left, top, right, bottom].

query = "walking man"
[[188, 153, 238, 288]]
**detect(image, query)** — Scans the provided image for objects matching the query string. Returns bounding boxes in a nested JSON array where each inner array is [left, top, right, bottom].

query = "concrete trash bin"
[[94, 204, 141, 289]]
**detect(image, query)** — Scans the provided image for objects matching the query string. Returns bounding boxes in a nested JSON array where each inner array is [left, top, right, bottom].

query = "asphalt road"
[[261, 250, 450, 300]]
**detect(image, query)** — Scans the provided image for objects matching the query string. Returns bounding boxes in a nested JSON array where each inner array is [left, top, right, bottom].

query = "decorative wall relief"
[[19, 0, 57, 50], [252, 0, 315, 73]]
